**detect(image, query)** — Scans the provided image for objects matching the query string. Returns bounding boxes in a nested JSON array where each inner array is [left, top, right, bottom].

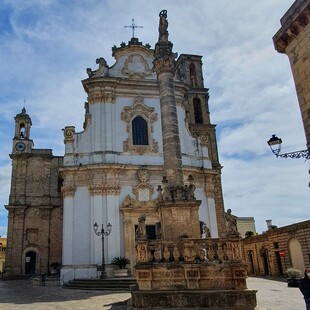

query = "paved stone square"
[[0, 277, 305, 310]]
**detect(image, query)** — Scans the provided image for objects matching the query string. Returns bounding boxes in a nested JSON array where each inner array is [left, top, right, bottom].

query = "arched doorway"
[[260, 247, 269, 275], [247, 251, 255, 274], [289, 238, 305, 271], [25, 251, 36, 274]]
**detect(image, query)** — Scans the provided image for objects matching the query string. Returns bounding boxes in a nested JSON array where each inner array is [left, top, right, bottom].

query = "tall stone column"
[[153, 10, 183, 187]]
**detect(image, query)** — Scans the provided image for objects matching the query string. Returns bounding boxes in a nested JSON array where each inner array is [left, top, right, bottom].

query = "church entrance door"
[[25, 251, 36, 274]]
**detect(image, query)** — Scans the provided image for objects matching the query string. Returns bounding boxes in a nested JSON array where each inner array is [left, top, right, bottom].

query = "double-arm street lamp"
[[267, 134, 310, 159], [93, 222, 112, 279]]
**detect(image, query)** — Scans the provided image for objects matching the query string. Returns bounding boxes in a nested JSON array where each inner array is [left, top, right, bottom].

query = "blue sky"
[[0, 0, 309, 236]]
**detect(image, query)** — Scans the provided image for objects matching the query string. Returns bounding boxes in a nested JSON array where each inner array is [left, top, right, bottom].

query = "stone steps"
[[63, 277, 137, 291]]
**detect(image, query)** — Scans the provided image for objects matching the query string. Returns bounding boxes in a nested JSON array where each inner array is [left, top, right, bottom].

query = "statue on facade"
[[203, 224, 211, 238], [136, 214, 147, 240], [187, 175, 196, 200], [122, 194, 133, 208], [86, 57, 108, 78], [225, 209, 238, 235]]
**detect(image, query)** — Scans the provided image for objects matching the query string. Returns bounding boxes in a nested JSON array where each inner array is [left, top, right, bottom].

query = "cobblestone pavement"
[[0, 276, 305, 310], [247, 276, 304, 310]]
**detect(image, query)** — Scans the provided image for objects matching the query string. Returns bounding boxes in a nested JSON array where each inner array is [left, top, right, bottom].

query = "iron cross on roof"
[[124, 18, 143, 38]]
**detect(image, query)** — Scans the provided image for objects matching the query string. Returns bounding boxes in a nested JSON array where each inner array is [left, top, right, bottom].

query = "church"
[[4, 11, 228, 283]]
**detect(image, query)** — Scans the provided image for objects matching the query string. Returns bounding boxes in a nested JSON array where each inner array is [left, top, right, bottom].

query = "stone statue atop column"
[[158, 10, 169, 42]]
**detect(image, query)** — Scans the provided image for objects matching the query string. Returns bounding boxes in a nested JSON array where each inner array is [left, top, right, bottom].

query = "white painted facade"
[[60, 40, 222, 283]]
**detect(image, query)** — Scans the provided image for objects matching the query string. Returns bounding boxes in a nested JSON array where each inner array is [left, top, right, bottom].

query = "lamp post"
[[267, 134, 310, 159], [93, 222, 112, 279]]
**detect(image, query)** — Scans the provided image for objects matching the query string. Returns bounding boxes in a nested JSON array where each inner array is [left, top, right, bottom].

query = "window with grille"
[[132, 116, 149, 145]]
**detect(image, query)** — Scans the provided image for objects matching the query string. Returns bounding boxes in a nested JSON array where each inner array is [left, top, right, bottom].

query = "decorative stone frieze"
[[88, 184, 105, 195], [88, 184, 120, 196], [105, 186, 120, 195]]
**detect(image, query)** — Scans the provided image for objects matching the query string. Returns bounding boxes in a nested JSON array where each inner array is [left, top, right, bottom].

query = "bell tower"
[[12, 108, 34, 154]]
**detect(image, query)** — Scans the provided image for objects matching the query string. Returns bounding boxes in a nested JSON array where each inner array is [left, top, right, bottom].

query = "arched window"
[[19, 123, 25, 139], [189, 63, 197, 87], [193, 98, 203, 124], [132, 116, 149, 145]]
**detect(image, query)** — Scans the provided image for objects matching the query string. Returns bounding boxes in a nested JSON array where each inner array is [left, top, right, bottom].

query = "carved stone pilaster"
[[61, 185, 75, 197], [88, 184, 104, 195], [105, 186, 120, 195]]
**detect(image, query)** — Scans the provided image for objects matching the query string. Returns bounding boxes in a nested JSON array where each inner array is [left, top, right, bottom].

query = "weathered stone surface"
[[273, 0, 310, 148], [130, 288, 257, 309]]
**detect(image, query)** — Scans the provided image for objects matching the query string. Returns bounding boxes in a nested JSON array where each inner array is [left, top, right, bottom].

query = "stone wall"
[[273, 0, 310, 148], [4, 152, 63, 276], [242, 220, 310, 276]]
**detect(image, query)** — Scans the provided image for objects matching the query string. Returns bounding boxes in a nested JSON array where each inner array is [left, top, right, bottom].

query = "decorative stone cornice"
[[82, 80, 117, 104], [273, 3, 310, 53], [88, 185, 120, 196], [121, 194, 157, 209], [112, 38, 153, 58]]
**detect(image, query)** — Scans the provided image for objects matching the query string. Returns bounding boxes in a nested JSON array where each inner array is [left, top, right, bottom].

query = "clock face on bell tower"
[[15, 142, 26, 152]]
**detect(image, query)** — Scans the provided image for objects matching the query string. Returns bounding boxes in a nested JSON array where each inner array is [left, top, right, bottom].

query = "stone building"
[[242, 220, 310, 276], [4, 14, 228, 281], [4, 108, 63, 276], [60, 31, 226, 283], [236, 216, 256, 238], [0, 237, 6, 272], [273, 0, 310, 149]]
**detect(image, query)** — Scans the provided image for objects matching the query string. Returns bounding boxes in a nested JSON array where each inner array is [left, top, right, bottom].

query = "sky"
[[0, 0, 309, 236]]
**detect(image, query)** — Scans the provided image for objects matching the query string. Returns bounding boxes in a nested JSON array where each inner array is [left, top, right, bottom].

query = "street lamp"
[[93, 222, 112, 279], [267, 134, 310, 159]]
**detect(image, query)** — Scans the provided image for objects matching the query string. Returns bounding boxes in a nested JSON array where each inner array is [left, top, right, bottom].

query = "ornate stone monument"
[[130, 10, 257, 310]]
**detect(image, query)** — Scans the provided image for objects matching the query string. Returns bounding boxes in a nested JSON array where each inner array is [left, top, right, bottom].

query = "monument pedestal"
[[130, 288, 257, 310], [132, 238, 257, 309]]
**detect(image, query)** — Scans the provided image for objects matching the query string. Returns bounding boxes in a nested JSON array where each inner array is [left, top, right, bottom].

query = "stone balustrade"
[[136, 238, 243, 264]]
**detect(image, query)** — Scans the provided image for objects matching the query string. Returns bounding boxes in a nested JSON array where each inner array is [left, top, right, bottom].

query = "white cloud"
[[0, 0, 308, 236]]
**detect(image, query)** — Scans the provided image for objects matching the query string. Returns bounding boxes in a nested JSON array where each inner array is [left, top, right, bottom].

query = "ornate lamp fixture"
[[93, 222, 112, 279], [267, 134, 310, 159]]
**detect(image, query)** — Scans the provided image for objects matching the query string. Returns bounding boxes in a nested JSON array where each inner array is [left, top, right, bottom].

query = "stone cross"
[[124, 18, 143, 38]]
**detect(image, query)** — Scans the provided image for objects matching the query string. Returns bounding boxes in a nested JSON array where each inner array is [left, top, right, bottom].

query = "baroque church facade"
[[4, 16, 228, 282]]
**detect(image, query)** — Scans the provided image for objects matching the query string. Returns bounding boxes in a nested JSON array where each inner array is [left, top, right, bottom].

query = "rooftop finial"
[[124, 18, 143, 38], [158, 10, 168, 42]]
